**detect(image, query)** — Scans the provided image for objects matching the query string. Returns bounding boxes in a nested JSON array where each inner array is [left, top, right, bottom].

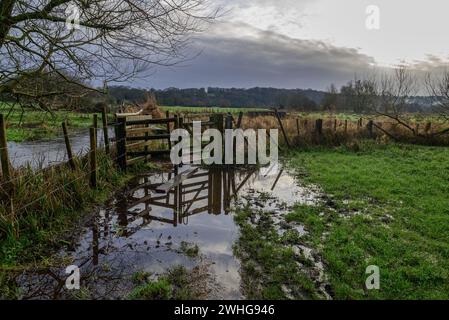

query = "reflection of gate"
[[120, 167, 256, 229]]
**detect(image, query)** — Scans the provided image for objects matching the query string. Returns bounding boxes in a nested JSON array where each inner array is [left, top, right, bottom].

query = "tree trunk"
[[0, 0, 15, 48]]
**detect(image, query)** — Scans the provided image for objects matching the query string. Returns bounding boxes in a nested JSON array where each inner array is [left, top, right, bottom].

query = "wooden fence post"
[[344, 120, 348, 133], [174, 115, 179, 175], [215, 113, 224, 133], [315, 119, 323, 136], [274, 109, 290, 148], [179, 116, 184, 165], [425, 122, 432, 134], [93, 114, 98, 145], [236, 112, 243, 129], [166, 111, 172, 150], [334, 119, 337, 132], [0, 114, 12, 189], [296, 118, 300, 136], [225, 114, 234, 165], [226, 113, 233, 130], [101, 106, 110, 154], [116, 117, 127, 171], [62, 122, 76, 170], [144, 121, 150, 163], [89, 127, 97, 188], [367, 120, 374, 138], [213, 113, 224, 164]]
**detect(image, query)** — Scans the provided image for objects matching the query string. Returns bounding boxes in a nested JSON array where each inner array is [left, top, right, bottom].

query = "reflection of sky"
[[16, 165, 320, 299]]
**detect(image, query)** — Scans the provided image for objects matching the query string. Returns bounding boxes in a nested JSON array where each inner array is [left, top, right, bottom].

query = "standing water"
[[11, 162, 321, 299], [7, 128, 114, 169]]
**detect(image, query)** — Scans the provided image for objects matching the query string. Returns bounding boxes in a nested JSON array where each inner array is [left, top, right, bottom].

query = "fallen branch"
[[373, 123, 400, 141]]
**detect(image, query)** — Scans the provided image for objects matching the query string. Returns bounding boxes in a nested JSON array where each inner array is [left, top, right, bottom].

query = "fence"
[[2, 108, 445, 198]]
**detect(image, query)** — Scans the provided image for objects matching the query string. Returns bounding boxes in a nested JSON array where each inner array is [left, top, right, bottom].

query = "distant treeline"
[[108, 86, 325, 111]]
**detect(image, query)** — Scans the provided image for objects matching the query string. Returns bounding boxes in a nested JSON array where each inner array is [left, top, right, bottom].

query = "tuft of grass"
[[132, 270, 152, 284], [128, 279, 172, 300], [128, 266, 202, 300], [179, 241, 199, 258]]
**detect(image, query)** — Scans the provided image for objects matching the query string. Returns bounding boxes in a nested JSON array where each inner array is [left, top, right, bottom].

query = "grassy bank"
[[287, 142, 449, 299], [1, 103, 92, 142], [0, 152, 151, 270]]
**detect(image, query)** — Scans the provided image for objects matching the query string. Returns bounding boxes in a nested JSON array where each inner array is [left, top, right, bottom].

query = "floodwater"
[[10, 162, 321, 300], [7, 128, 114, 169]]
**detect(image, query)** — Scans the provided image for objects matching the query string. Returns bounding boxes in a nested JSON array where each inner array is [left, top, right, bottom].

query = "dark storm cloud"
[[138, 23, 377, 90]]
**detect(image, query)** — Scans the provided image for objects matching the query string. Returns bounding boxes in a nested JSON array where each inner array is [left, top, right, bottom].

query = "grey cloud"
[[136, 22, 377, 90]]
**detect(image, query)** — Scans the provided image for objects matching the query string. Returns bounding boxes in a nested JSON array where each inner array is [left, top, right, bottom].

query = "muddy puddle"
[[9, 162, 324, 300]]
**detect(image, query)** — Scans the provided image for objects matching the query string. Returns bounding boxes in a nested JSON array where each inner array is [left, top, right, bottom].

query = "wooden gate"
[[114, 113, 225, 170]]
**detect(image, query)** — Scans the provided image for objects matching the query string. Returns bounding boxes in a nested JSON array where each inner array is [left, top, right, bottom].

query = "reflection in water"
[[11, 163, 317, 300], [121, 166, 256, 229]]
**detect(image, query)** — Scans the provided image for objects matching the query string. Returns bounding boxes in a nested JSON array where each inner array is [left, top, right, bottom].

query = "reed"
[[241, 115, 449, 147]]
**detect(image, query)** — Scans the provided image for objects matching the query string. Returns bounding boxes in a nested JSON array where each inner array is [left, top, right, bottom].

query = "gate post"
[[116, 117, 127, 171]]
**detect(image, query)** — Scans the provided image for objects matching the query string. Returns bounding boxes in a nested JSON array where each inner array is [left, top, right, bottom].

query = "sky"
[[135, 0, 449, 91]]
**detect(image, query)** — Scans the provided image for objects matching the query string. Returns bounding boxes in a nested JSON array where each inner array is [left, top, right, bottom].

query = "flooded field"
[[7, 128, 114, 169], [10, 162, 324, 300]]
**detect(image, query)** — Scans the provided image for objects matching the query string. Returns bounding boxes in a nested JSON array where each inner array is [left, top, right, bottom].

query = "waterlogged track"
[[10, 162, 328, 300]]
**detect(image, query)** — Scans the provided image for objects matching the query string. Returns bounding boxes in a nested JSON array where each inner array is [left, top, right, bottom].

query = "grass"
[[129, 265, 205, 300], [0, 102, 93, 142], [179, 241, 199, 258], [160, 106, 269, 114], [287, 142, 449, 299], [0, 151, 154, 298], [233, 202, 321, 300]]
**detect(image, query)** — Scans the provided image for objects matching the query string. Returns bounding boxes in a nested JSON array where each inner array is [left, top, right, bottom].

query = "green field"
[[0, 103, 92, 142], [0, 103, 271, 143], [160, 106, 270, 114], [2, 100, 445, 143], [234, 142, 449, 299], [285, 142, 449, 299]]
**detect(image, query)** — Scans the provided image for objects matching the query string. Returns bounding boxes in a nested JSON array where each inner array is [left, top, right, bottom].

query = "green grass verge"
[[287, 142, 449, 299], [0, 102, 93, 142]]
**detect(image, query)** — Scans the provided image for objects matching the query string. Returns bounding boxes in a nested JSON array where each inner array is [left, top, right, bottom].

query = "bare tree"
[[376, 66, 419, 135], [339, 76, 377, 114], [425, 71, 449, 121], [0, 0, 217, 109], [322, 83, 338, 112]]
